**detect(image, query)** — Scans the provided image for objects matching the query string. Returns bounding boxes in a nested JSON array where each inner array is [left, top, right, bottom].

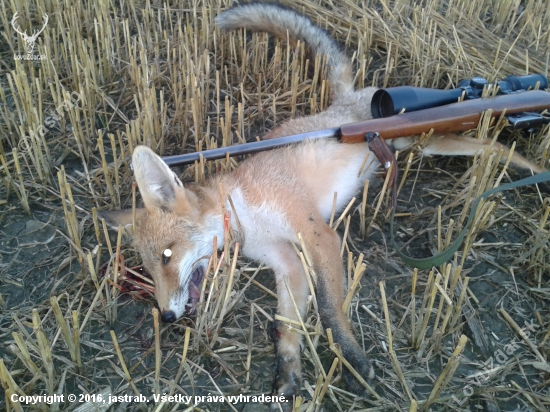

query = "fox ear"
[[97, 208, 145, 236], [132, 146, 185, 211]]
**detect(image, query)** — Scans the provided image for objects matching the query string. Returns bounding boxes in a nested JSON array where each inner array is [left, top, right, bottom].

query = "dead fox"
[[99, 2, 546, 406]]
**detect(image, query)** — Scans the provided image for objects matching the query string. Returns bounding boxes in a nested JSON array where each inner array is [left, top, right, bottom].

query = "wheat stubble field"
[[0, 0, 549, 411]]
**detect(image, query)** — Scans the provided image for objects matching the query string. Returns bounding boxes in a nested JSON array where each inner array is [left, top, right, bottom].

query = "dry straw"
[[1, 0, 549, 411]]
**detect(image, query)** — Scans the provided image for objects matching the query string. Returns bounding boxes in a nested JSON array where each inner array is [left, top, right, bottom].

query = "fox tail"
[[215, 3, 354, 99]]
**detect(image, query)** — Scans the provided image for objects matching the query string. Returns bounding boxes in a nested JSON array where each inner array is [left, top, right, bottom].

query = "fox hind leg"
[[293, 213, 375, 394]]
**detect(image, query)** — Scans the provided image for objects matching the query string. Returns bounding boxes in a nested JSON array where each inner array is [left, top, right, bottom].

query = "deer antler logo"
[[11, 12, 49, 56]]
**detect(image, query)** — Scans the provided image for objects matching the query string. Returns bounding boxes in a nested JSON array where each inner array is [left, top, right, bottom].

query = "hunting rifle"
[[161, 73, 550, 166], [158, 74, 550, 269]]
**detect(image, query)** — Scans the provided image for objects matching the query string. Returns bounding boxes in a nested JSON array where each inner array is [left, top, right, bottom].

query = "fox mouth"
[[185, 266, 205, 315]]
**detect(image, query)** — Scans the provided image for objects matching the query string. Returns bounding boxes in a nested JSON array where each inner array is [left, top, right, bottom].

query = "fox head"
[[99, 146, 219, 323]]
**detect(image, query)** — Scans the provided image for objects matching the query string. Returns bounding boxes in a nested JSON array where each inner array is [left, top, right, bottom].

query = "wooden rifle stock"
[[340, 90, 550, 143], [161, 90, 550, 166]]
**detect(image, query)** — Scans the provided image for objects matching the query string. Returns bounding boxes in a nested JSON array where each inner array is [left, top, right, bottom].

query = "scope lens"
[[371, 89, 395, 118]]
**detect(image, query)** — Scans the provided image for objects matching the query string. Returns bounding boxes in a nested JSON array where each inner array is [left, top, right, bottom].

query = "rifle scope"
[[371, 73, 549, 118]]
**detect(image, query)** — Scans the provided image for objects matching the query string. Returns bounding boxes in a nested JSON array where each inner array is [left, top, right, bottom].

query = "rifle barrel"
[[162, 127, 340, 166]]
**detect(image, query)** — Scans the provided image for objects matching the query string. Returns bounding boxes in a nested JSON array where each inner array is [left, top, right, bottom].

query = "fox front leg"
[[252, 241, 309, 409]]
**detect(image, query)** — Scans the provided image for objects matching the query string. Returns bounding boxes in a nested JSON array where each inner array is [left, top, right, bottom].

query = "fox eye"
[[162, 248, 172, 265]]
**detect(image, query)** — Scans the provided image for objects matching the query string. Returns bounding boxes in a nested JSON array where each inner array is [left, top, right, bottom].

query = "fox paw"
[[270, 372, 300, 411], [342, 355, 376, 395], [270, 320, 302, 410]]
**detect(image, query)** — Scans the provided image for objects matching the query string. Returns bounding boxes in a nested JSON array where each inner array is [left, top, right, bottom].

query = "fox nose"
[[161, 310, 177, 323]]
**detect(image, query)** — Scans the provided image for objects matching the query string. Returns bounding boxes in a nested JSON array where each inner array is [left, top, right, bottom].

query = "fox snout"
[[156, 262, 206, 322], [160, 264, 204, 322]]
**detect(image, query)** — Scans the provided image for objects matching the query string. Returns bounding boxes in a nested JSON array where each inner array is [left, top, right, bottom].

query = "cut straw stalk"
[[295, 248, 318, 312], [51, 296, 77, 363], [397, 152, 414, 195], [110, 224, 124, 324], [432, 265, 452, 330], [153, 308, 161, 396], [11, 148, 30, 214], [410, 268, 418, 345], [283, 276, 326, 381], [109, 330, 140, 396], [0, 154, 12, 203], [108, 133, 120, 206], [132, 182, 137, 230], [246, 304, 254, 383], [241, 270, 277, 298], [450, 277, 470, 329], [360, 179, 370, 238], [315, 357, 339, 407], [325, 328, 379, 399], [72, 310, 82, 370], [273, 315, 314, 331], [380, 281, 413, 401], [11, 332, 43, 377], [197, 252, 225, 337], [339, 215, 351, 257], [499, 308, 547, 364], [332, 196, 356, 231], [169, 327, 192, 398], [87, 252, 100, 290], [80, 277, 108, 333], [92, 207, 103, 247], [432, 263, 463, 349], [342, 254, 366, 315], [58, 167, 83, 264], [0, 359, 24, 412], [297, 233, 314, 270], [32, 309, 54, 394], [97, 130, 116, 204], [211, 243, 240, 345], [412, 270, 437, 350], [305, 375, 324, 412], [329, 191, 337, 228], [368, 162, 394, 234], [422, 335, 468, 410]]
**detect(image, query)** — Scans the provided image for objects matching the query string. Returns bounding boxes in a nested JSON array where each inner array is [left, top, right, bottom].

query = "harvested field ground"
[[0, 0, 549, 411]]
